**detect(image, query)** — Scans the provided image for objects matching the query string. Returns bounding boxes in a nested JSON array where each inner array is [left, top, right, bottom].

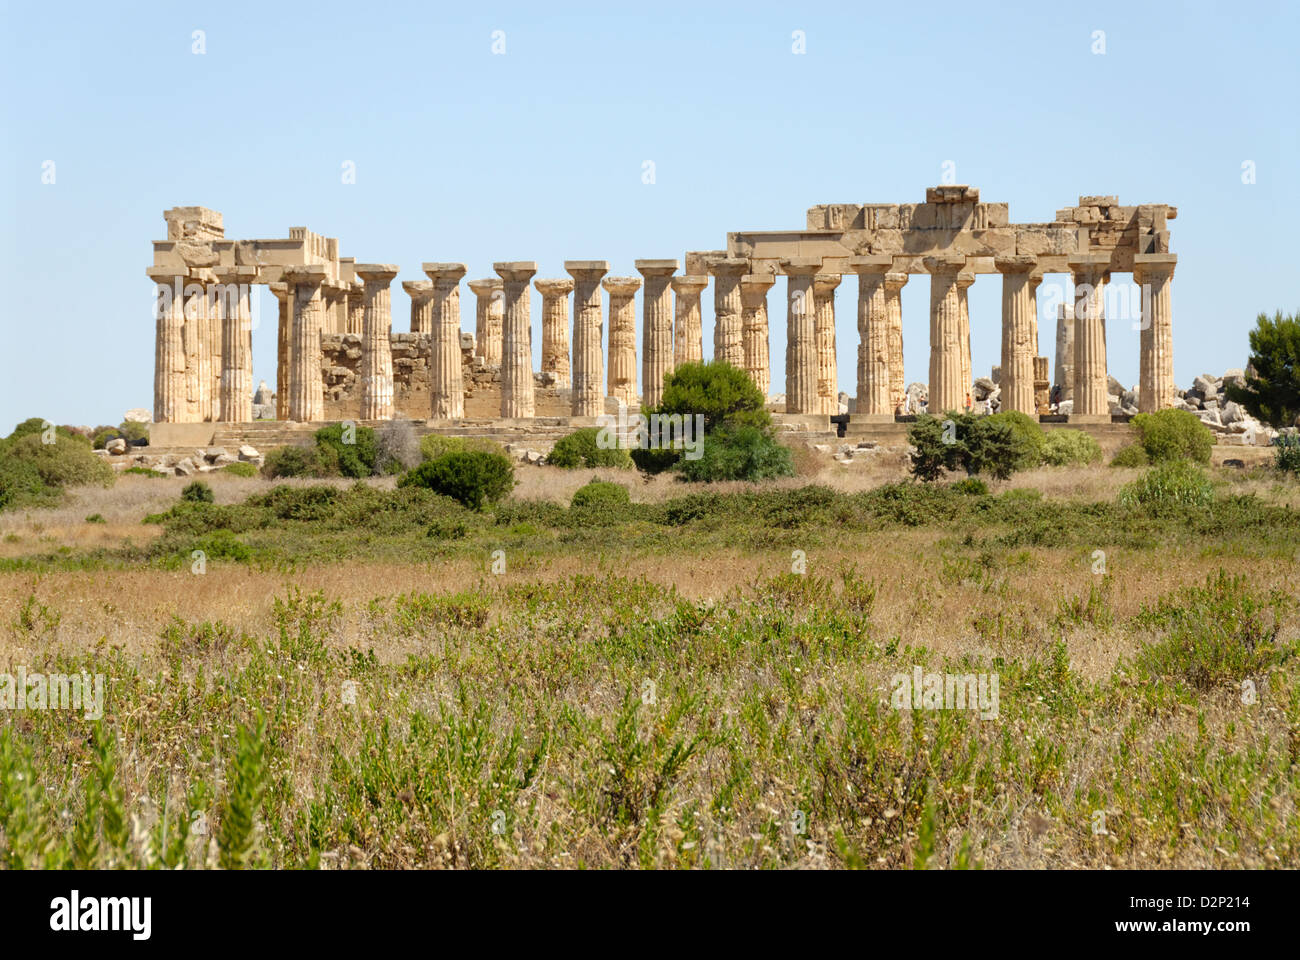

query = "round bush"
[[314, 423, 378, 478], [1119, 460, 1215, 510], [675, 425, 795, 483], [950, 477, 988, 496], [548, 428, 633, 470], [571, 479, 631, 509], [181, 480, 215, 503], [262, 445, 326, 479], [1041, 429, 1103, 466], [986, 411, 1046, 469], [1130, 409, 1213, 464], [1110, 443, 1149, 468], [3, 433, 114, 489], [399, 451, 516, 510], [654, 361, 770, 434], [0, 455, 53, 511]]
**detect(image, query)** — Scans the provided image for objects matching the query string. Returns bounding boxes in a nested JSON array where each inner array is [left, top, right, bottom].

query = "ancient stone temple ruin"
[[147, 187, 1177, 445]]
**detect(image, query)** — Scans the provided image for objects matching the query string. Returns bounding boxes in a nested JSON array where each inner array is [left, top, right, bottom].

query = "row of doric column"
[[152, 251, 1176, 423]]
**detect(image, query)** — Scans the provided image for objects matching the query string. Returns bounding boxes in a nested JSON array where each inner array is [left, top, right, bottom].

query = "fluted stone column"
[[956, 272, 976, 410], [424, 263, 467, 420], [284, 265, 328, 423], [355, 265, 398, 421], [1028, 272, 1043, 359], [534, 278, 575, 389], [813, 275, 842, 415], [603, 276, 642, 407], [347, 280, 365, 335], [708, 258, 748, 368], [1055, 302, 1075, 402], [885, 272, 909, 414], [215, 266, 256, 422], [995, 256, 1039, 416], [402, 281, 433, 337], [495, 262, 538, 418], [181, 284, 205, 422], [271, 283, 290, 420], [467, 279, 503, 366], [1134, 254, 1177, 413], [849, 257, 892, 419], [206, 284, 222, 421], [1070, 254, 1110, 420], [925, 255, 966, 414], [670, 275, 708, 368], [566, 262, 608, 417], [149, 270, 186, 423], [739, 275, 775, 397], [781, 258, 821, 414], [637, 260, 678, 408]]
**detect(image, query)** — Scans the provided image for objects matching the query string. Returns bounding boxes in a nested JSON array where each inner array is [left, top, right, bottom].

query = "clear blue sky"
[[2, 0, 1296, 432]]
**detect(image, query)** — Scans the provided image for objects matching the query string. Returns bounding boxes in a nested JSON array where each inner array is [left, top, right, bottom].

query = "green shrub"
[[261, 445, 327, 479], [548, 428, 634, 470], [1110, 443, 1149, 468], [653, 361, 770, 434], [986, 411, 1046, 470], [181, 481, 215, 503], [674, 425, 795, 483], [3, 434, 114, 490], [85, 514, 105, 524], [1041, 430, 1103, 466], [0, 456, 55, 511], [1224, 309, 1300, 427], [1273, 432, 1300, 474], [1119, 460, 1215, 511], [314, 423, 378, 478], [1130, 408, 1213, 464], [571, 480, 631, 509], [951, 477, 988, 496], [123, 466, 167, 478], [4, 418, 89, 446], [398, 451, 516, 510], [910, 412, 1034, 482], [419, 434, 508, 462], [222, 461, 258, 478]]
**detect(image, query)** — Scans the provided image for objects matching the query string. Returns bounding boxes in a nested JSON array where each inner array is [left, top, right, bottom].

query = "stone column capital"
[[994, 255, 1038, 274], [268, 282, 289, 301], [847, 255, 895, 276], [707, 257, 750, 278], [402, 280, 434, 299], [813, 274, 843, 294], [884, 272, 910, 291], [467, 277, 503, 296], [956, 271, 976, 290], [1132, 253, 1177, 282], [740, 274, 776, 294], [423, 262, 468, 284], [922, 255, 965, 275], [635, 259, 679, 278], [283, 264, 330, 286], [146, 267, 184, 284], [354, 264, 399, 285], [1067, 252, 1112, 284], [494, 261, 538, 283], [213, 265, 258, 285], [534, 277, 575, 297], [602, 276, 642, 297], [670, 275, 709, 294], [564, 260, 609, 282], [779, 257, 822, 277]]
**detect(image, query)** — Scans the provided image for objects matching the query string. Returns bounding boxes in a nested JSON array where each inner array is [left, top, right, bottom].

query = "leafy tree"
[[674, 424, 795, 483], [654, 361, 769, 434], [1225, 310, 1300, 427]]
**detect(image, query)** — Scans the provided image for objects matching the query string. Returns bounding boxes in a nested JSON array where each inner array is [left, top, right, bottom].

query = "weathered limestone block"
[[403, 280, 434, 336], [1134, 254, 1177, 413], [1070, 254, 1110, 418], [739, 274, 775, 397], [781, 258, 821, 414], [812, 274, 842, 414], [534, 278, 574, 390], [148, 270, 186, 423], [495, 262, 538, 418], [670, 275, 708, 367], [603, 276, 642, 407], [355, 264, 399, 421], [924, 255, 965, 414], [467, 278, 503, 366], [214, 266, 256, 422], [424, 263, 468, 419], [994, 256, 1038, 416], [565, 261, 608, 417], [636, 260, 677, 408], [708, 258, 749, 369]]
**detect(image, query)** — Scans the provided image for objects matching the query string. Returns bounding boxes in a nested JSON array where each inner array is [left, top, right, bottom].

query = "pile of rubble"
[[98, 444, 264, 476], [1174, 370, 1273, 445]]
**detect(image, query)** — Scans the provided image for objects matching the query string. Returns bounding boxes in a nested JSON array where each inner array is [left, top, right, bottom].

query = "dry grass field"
[[1, 449, 1298, 869]]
